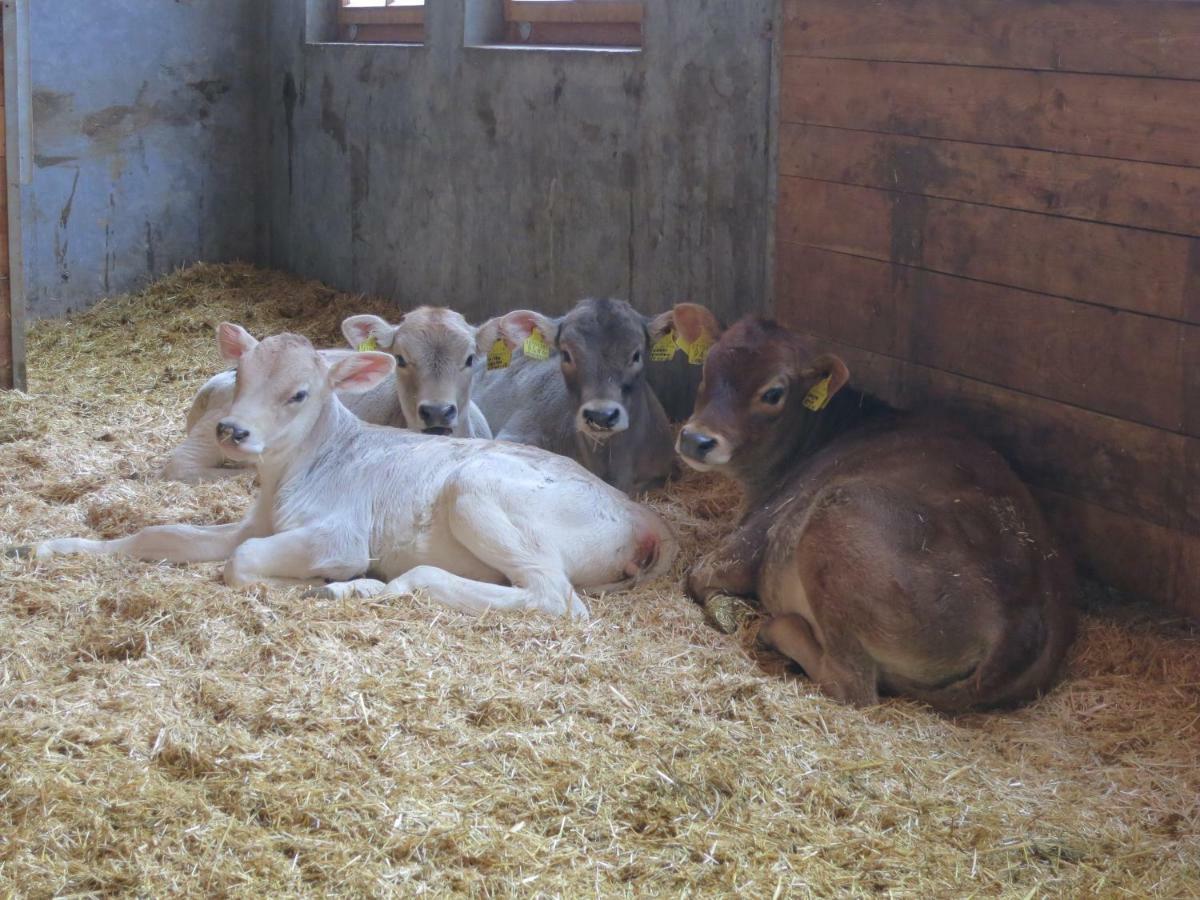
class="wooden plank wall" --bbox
[775,0,1200,616]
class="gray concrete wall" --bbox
[266,0,777,324]
[21,0,268,317]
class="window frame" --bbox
[336,0,424,44]
[502,0,643,48]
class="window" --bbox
[337,0,424,44]
[502,0,642,48]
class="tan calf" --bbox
[677,315,1076,711]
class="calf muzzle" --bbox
[418,402,458,433]
[678,427,718,461]
[216,420,252,446]
[580,402,626,432]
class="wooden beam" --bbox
[781,57,1200,168]
[504,1,643,24]
[782,0,1200,81]
[780,124,1200,238]
[777,177,1199,322]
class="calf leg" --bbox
[321,494,588,620]
[32,521,251,564]
[685,526,763,605]
[759,614,879,707]
[224,527,369,590]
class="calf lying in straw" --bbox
[677,315,1076,710]
[12,324,676,620]
[162,308,494,483]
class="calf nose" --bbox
[582,405,622,430]
[418,402,457,427]
[216,420,251,445]
[679,428,718,460]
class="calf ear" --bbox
[341,314,398,351]
[217,322,258,361]
[329,351,397,394]
[493,309,559,349]
[647,303,722,344]
[799,354,851,399]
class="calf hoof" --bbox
[702,594,757,635]
[3,544,34,560]
[302,585,336,601]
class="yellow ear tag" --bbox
[356,335,378,352]
[678,332,713,366]
[649,330,679,362]
[803,375,832,412]
[522,328,551,361]
[487,338,512,370]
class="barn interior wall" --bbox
[775,0,1200,617]
[264,0,778,324]
[19,0,269,318]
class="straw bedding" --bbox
[1,263,1197,897]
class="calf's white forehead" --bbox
[393,308,477,369]
[238,334,321,386]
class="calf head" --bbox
[495,298,720,440]
[215,323,394,460]
[342,307,492,435]
[677,317,849,476]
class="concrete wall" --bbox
[20,0,268,317]
[266,0,777,324]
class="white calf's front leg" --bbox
[223,526,370,591]
[34,521,251,563]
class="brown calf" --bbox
[676,315,1076,711]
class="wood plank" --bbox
[1037,490,1200,617]
[776,310,1200,537]
[505,0,643,24]
[780,124,1200,238]
[778,177,1197,321]
[338,23,423,42]
[501,21,641,46]
[775,243,1191,434]
[782,0,1200,81]
[338,4,423,26]
[781,57,1200,168]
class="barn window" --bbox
[502,0,642,48]
[337,0,424,44]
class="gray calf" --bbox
[474,298,720,495]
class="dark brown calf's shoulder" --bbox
[682,318,1075,712]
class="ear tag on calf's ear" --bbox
[678,333,713,366]
[649,330,679,362]
[803,375,833,412]
[487,338,512,370]
[356,335,379,352]
[522,328,551,361]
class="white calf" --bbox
[161,308,494,483]
[22,324,676,620]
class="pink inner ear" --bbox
[500,311,542,344]
[218,323,255,360]
[332,352,395,392]
[672,306,706,345]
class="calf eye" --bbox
[561,349,573,365]
[631,350,642,365]
[394,354,408,368]
[760,387,784,405]
[464,354,475,369]
[289,390,309,404]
